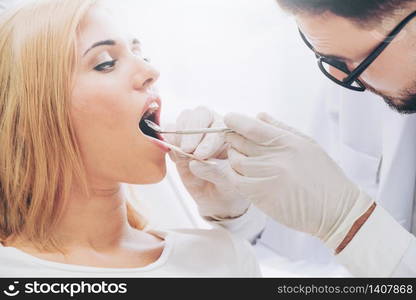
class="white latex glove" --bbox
[222,112,375,250]
[164,107,250,219]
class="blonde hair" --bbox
[0,0,146,251]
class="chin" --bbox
[136,158,167,184]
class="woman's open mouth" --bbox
[139,97,163,141]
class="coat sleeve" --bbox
[226,228,263,277]
[391,238,416,276]
[335,205,416,277]
[206,204,267,245]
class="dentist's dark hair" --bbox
[275,0,415,26]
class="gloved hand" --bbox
[223,112,375,250]
[163,106,250,219]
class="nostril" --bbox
[133,65,159,90]
[142,77,154,89]
[133,77,154,91]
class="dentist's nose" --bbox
[133,60,160,90]
[328,66,348,82]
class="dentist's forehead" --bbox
[296,12,378,62]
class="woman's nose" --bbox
[133,61,160,90]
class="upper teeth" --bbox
[143,101,159,119]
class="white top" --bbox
[0,228,261,277]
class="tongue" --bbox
[139,118,158,139]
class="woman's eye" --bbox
[94,59,117,72]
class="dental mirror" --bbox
[144,119,234,135]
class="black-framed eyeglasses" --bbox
[299,10,416,92]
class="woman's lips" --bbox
[141,96,161,120]
[152,102,164,141]
[147,136,171,153]
[138,95,168,152]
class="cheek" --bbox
[73,89,131,128]
[360,43,414,93]
[70,76,166,183]
[70,86,135,169]
[71,73,144,134]
[362,63,408,93]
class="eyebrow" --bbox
[83,38,141,57]
[83,39,116,57]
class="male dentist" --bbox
[167,0,416,277]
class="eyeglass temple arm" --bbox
[344,10,416,84]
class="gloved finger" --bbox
[257,112,313,142]
[227,147,248,176]
[193,113,227,159]
[179,106,213,153]
[189,159,234,185]
[189,157,258,203]
[174,158,207,192]
[225,132,266,157]
[224,112,286,146]
[215,144,229,160]
[167,148,178,162]
[228,147,283,178]
[163,123,186,164]
[216,156,273,195]
[167,148,189,163]
[162,122,180,146]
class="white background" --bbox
[118,0,325,128]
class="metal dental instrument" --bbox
[156,139,217,165]
[144,119,234,135]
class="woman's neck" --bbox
[52,183,134,251]
[4,183,165,268]
[8,183,134,252]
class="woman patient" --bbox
[0,0,260,277]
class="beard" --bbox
[364,83,416,114]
